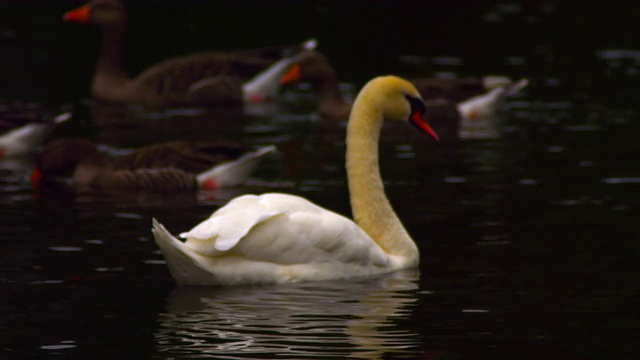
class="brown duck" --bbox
[280,52,528,140]
[280,51,462,139]
[31,138,276,191]
[63,0,315,109]
[281,51,516,118]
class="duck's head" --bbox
[281,51,338,86]
[63,0,127,28]
[31,138,101,191]
[360,76,440,141]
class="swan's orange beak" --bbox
[63,3,91,24]
[281,64,301,85]
[411,112,440,142]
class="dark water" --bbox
[1,1,639,359]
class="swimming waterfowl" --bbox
[281,52,527,140]
[0,113,71,159]
[455,78,529,139]
[152,75,439,286]
[457,78,529,121]
[31,138,275,191]
[63,0,316,109]
[280,51,353,119]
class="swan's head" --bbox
[63,0,127,28]
[362,76,440,141]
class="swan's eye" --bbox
[405,95,426,117]
[405,95,439,141]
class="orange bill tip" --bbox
[30,166,43,191]
[63,4,91,24]
[280,64,301,85]
[201,179,219,191]
[411,112,440,142]
[248,94,264,103]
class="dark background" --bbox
[2,0,640,103]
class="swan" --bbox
[31,139,275,191]
[63,0,316,109]
[152,75,440,285]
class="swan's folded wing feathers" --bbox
[180,194,286,255]
[233,209,389,267]
[178,192,388,267]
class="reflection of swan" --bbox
[152,76,439,285]
[155,270,420,359]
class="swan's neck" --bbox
[92,25,130,97]
[346,97,419,264]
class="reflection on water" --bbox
[156,270,420,359]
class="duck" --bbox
[281,52,523,119]
[456,78,528,121]
[280,51,460,139]
[31,138,276,191]
[63,0,316,109]
[281,54,528,140]
[280,50,354,119]
[0,112,71,159]
[280,50,460,133]
[411,75,513,103]
[152,75,440,286]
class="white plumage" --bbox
[0,112,71,158]
[153,76,439,286]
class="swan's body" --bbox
[153,76,439,285]
[63,0,315,109]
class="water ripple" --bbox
[155,270,420,359]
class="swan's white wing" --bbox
[233,209,390,267]
[179,194,285,253]
[179,193,389,267]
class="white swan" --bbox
[152,76,440,285]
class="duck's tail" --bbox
[152,218,214,285]
[0,112,72,157]
[196,145,276,189]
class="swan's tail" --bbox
[196,145,276,189]
[242,49,316,102]
[152,218,214,285]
